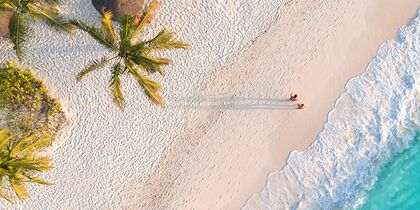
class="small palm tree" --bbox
[0,129,53,202]
[0,0,74,59]
[70,1,190,109]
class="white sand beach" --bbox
[122,0,419,209]
[0,0,288,209]
[0,0,418,209]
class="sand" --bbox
[122,0,420,209]
[0,0,288,209]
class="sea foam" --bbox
[243,9,420,210]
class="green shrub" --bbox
[0,61,65,136]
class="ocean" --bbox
[243,9,420,209]
[358,133,420,210]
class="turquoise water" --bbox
[359,133,420,210]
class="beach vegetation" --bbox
[0,62,64,203]
[0,0,74,59]
[69,0,190,109]
[0,129,53,202]
[0,61,65,136]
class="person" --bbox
[297,103,304,109]
[290,93,298,101]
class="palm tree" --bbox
[0,0,74,59]
[69,1,190,109]
[0,129,53,202]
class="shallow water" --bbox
[359,133,420,210]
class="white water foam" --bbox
[243,9,420,210]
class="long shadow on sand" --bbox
[168,96,296,110]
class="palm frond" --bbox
[30,157,54,171]
[0,1,14,10]
[0,129,13,150]
[132,0,158,37]
[138,29,190,52]
[70,19,115,50]
[17,134,52,157]
[10,133,36,158]
[101,9,117,41]
[0,168,12,176]
[129,54,171,75]
[28,3,74,33]
[8,157,53,172]
[109,62,125,109]
[9,12,28,60]
[76,56,110,81]
[39,0,61,6]
[11,181,28,200]
[25,177,53,185]
[7,162,44,172]
[126,61,164,105]
[118,15,132,47]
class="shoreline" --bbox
[245,9,420,209]
[123,0,420,209]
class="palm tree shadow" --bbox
[168,96,296,110]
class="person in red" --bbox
[290,93,298,101]
[297,103,305,109]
